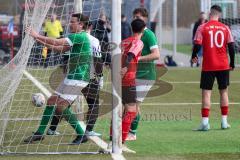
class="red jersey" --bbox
[121,36,143,86]
[194,20,234,71]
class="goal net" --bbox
[0,0,122,155]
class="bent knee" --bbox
[47,95,59,105]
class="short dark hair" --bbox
[71,13,90,30]
[133,8,148,18]
[131,19,146,33]
[211,5,222,13]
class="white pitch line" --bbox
[103,81,240,84]
[167,81,240,84]
[143,102,240,106]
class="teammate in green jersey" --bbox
[126,8,160,141]
[24,13,91,145]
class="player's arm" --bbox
[227,27,235,70]
[138,48,160,62]
[26,26,68,46]
[123,40,143,68]
[191,43,201,63]
[228,42,235,70]
[138,32,160,62]
[121,40,143,77]
[191,25,203,63]
[35,35,67,46]
[37,39,70,53]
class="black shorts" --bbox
[122,86,136,105]
[81,78,100,100]
[200,70,229,90]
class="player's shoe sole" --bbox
[221,123,231,130]
[24,133,44,143]
[193,124,210,131]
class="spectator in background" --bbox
[43,13,63,68]
[121,14,132,40]
[92,13,111,66]
[191,12,208,67]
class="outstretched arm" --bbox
[26,26,68,46]
[37,39,70,53]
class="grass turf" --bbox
[1,67,240,159]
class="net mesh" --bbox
[0,0,113,154]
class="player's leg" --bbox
[196,71,215,131]
[127,79,154,140]
[59,103,87,144]
[24,94,64,143]
[127,102,140,141]
[47,114,61,135]
[216,70,230,129]
[122,103,137,143]
[82,79,101,136]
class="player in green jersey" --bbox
[126,8,160,141]
[24,13,91,145]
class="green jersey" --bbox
[136,28,158,80]
[65,31,91,82]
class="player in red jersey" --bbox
[120,18,144,143]
[192,5,235,131]
[109,19,145,145]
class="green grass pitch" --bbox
[1,67,240,160]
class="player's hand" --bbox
[120,67,128,78]
[191,57,198,63]
[25,26,39,39]
[230,63,235,71]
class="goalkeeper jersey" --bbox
[65,31,91,82]
[44,20,63,38]
[136,28,158,80]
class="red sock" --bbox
[122,111,136,143]
[221,106,228,116]
[201,108,210,117]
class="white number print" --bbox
[209,30,225,48]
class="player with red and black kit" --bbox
[192,5,235,131]
[109,19,145,144]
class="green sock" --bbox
[36,105,55,135]
[63,107,84,136]
[130,114,140,135]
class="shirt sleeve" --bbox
[226,26,234,43]
[65,33,81,47]
[147,31,158,50]
[128,40,143,56]
[194,25,203,45]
